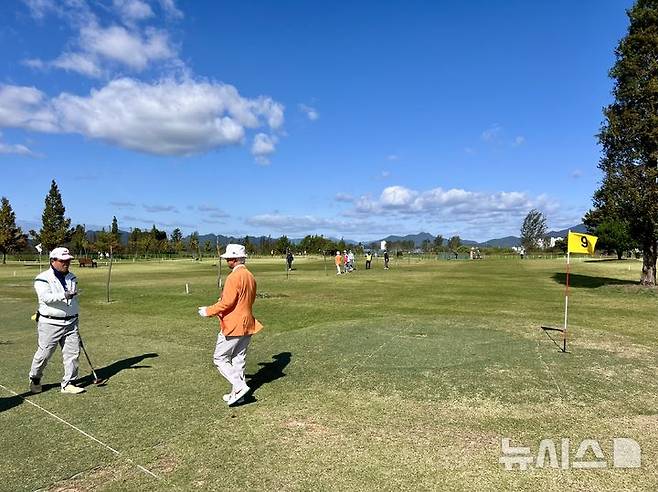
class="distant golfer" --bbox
[335,250,342,275]
[29,247,85,394]
[286,249,294,271]
[383,250,390,270]
[198,244,263,406]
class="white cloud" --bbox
[0,136,36,156]
[335,192,354,203]
[23,1,178,77]
[251,133,278,164]
[109,201,136,208]
[113,0,154,22]
[246,213,392,236]
[481,124,502,142]
[143,204,178,213]
[0,85,58,132]
[513,136,525,146]
[23,0,57,20]
[298,104,319,121]
[386,154,398,161]
[0,79,284,157]
[158,0,183,19]
[380,185,417,208]
[22,58,45,69]
[121,215,194,228]
[52,52,103,78]
[349,184,561,238]
[13,2,285,161]
[79,24,176,70]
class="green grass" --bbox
[0,256,656,491]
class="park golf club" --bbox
[79,334,108,386]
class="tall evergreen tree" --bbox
[520,209,547,251]
[70,224,88,256]
[447,235,462,252]
[433,234,444,252]
[30,180,72,251]
[591,0,658,285]
[0,197,27,264]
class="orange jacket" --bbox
[206,265,263,337]
[335,254,342,266]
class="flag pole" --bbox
[562,232,571,353]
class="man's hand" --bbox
[64,290,78,300]
[198,306,209,317]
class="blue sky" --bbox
[0,0,634,241]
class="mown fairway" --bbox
[0,256,656,491]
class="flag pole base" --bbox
[540,326,568,353]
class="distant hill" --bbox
[379,232,434,247]
[479,236,520,248]
[545,223,588,236]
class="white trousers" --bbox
[29,320,80,388]
[213,332,251,391]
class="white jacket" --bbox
[34,268,79,324]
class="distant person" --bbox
[343,250,349,273]
[384,250,390,269]
[29,247,85,395]
[335,250,342,275]
[365,251,372,270]
[286,250,294,270]
[198,244,264,406]
[348,250,355,271]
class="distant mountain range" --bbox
[17,220,587,249]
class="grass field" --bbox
[1,255,656,491]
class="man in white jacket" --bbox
[29,247,85,394]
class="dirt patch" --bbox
[47,464,125,491]
[283,419,331,435]
[153,453,179,474]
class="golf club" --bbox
[79,334,108,386]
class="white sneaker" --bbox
[29,378,42,394]
[227,385,250,406]
[61,384,85,394]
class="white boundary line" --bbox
[0,383,159,480]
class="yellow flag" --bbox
[567,232,598,254]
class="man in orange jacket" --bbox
[198,244,263,406]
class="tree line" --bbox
[0,181,484,264]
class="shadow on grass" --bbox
[78,353,159,387]
[0,383,60,413]
[0,353,159,413]
[552,272,637,288]
[237,352,292,407]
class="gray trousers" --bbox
[213,332,251,391]
[29,320,80,388]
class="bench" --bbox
[78,258,98,268]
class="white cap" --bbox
[221,243,247,259]
[49,247,74,260]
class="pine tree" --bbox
[30,180,72,252]
[592,0,658,285]
[520,209,547,251]
[0,197,27,264]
